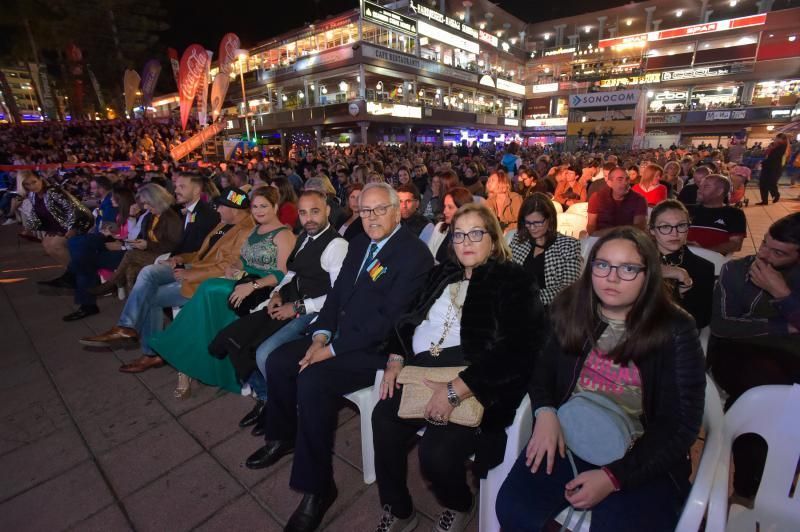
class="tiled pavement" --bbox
[0,185,797,532]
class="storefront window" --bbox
[754,80,800,105]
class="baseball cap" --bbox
[216,187,251,209]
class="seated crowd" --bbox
[4,123,799,532]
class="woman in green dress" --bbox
[150,186,295,398]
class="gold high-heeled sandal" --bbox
[174,372,192,399]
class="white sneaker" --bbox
[375,505,418,532]
[431,500,475,532]
[2,218,16,226]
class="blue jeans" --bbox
[496,450,688,532]
[118,263,189,355]
[247,312,317,400]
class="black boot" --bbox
[284,483,338,532]
[38,271,76,288]
[239,399,265,428]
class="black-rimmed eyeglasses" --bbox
[653,222,689,235]
[591,260,646,281]
[452,230,489,244]
[523,219,548,229]
[358,204,392,218]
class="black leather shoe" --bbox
[63,305,100,321]
[239,399,265,428]
[245,440,294,470]
[284,484,338,532]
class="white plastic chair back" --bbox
[552,201,564,214]
[504,229,517,246]
[675,374,726,531]
[707,384,800,532]
[557,213,588,238]
[687,246,729,277]
[565,202,589,216]
[699,326,711,357]
[580,236,600,265]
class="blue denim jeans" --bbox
[496,449,688,532]
[247,312,317,400]
[118,263,189,355]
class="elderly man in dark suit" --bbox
[246,182,433,532]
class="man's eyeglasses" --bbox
[653,222,689,235]
[452,229,489,244]
[523,219,547,229]
[358,204,392,218]
[591,260,646,281]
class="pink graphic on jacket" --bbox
[577,349,642,395]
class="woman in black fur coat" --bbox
[370,203,546,532]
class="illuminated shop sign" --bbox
[362,0,417,36]
[661,65,732,81]
[363,44,478,83]
[367,101,422,118]
[599,73,661,87]
[654,90,689,101]
[409,0,487,44]
[531,83,559,93]
[543,47,576,57]
[417,20,480,54]
[599,13,767,48]
[504,118,520,126]
[524,117,568,128]
[496,78,526,95]
[569,90,640,108]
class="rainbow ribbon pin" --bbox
[367,259,387,282]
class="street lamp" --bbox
[235,49,251,141]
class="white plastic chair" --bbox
[580,235,600,266]
[552,201,564,214]
[479,395,533,532]
[565,202,589,216]
[557,213,588,239]
[688,246,729,277]
[706,384,800,532]
[699,326,711,357]
[556,374,726,532]
[343,370,384,484]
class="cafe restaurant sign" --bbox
[409,0,487,44]
[599,13,767,48]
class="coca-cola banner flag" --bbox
[178,44,210,130]
[123,69,141,114]
[219,33,240,75]
[196,50,213,127]
[167,48,180,87]
[209,74,230,120]
[140,59,162,107]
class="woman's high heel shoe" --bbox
[174,372,192,399]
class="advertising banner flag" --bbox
[140,59,162,107]
[167,48,180,86]
[196,50,213,126]
[219,33,240,75]
[178,44,210,130]
[86,65,105,111]
[170,121,225,161]
[0,70,22,123]
[123,69,141,114]
[209,74,230,120]
[66,43,85,117]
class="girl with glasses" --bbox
[649,200,714,329]
[497,226,705,532]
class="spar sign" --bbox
[570,90,640,109]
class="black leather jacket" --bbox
[529,310,705,490]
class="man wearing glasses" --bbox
[686,174,746,256]
[245,182,433,532]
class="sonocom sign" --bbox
[569,90,640,108]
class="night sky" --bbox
[164,0,640,51]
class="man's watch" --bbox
[446,381,461,407]
[293,300,306,315]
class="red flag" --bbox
[219,33,240,75]
[178,44,209,130]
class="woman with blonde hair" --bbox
[486,169,523,231]
[372,202,545,532]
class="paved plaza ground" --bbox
[0,185,797,532]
